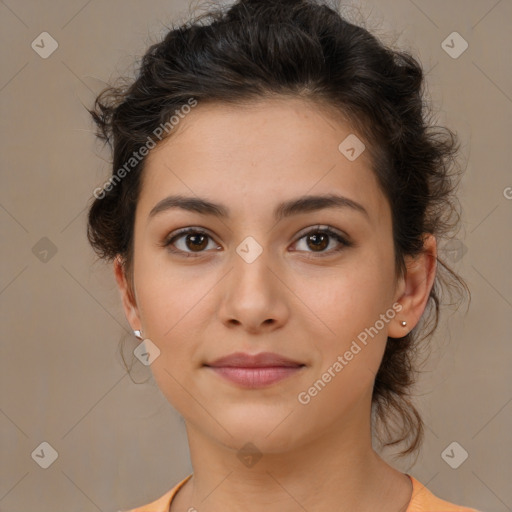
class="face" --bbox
[118,98,409,454]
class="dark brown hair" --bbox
[87,0,470,457]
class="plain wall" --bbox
[1,0,511,511]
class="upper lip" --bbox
[205,352,304,368]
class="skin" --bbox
[114,97,437,512]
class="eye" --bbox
[163,227,220,257]
[292,225,352,256]
[162,225,352,259]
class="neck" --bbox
[174,395,412,512]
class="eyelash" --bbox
[162,225,352,259]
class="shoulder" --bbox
[406,475,482,512]
[120,473,481,512]
[120,474,193,512]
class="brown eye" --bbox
[293,226,351,256]
[306,232,329,252]
[164,228,219,257]
[185,233,208,251]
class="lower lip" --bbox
[206,366,304,388]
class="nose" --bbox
[217,247,290,334]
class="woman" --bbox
[87,0,479,510]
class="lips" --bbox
[205,351,304,368]
[204,352,305,388]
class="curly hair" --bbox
[87,0,470,457]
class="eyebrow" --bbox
[148,193,370,223]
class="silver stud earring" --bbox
[133,330,143,340]
[400,321,407,327]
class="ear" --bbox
[113,255,142,333]
[388,234,437,338]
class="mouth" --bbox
[204,351,306,389]
[204,366,305,388]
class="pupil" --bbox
[309,233,328,251]
[187,234,207,251]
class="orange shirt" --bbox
[122,473,481,512]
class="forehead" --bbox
[140,98,389,225]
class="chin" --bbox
[217,409,307,453]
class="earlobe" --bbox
[113,255,142,333]
[388,234,437,338]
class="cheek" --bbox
[134,253,212,339]
[304,259,394,374]
[309,261,394,334]
[133,261,209,413]
[296,278,391,416]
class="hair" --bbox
[87,0,470,457]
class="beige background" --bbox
[1,0,511,511]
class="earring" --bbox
[400,321,407,327]
[133,330,143,340]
